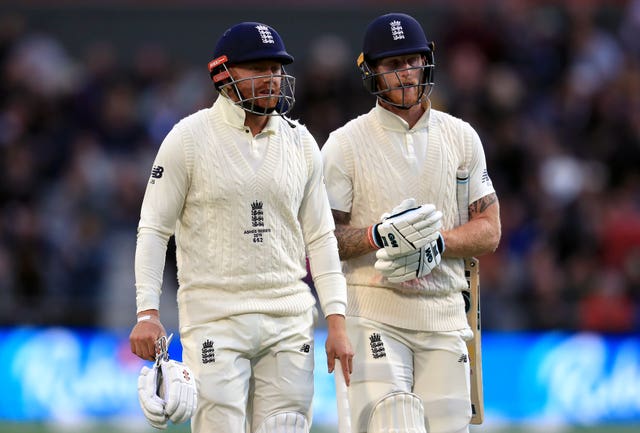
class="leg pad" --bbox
[255,411,309,433]
[368,391,427,433]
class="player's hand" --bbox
[130,313,166,361]
[369,199,443,257]
[324,314,354,386]
[160,360,198,424]
[375,233,445,282]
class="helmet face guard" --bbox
[358,49,434,109]
[208,22,296,115]
[358,13,435,109]
[209,55,296,116]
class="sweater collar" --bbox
[373,99,431,132]
[214,94,278,134]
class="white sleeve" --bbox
[298,129,336,243]
[320,134,352,213]
[135,125,189,312]
[298,129,346,317]
[467,126,496,204]
[306,232,347,318]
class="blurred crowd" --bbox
[0,1,639,332]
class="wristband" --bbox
[367,225,383,249]
[137,314,152,323]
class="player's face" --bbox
[374,54,425,106]
[228,60,283,110]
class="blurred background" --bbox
[0,0,639,432]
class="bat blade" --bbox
[457,168,484,424]
[465,257,484,424]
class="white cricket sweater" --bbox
[136,96,345,327]
[323,104,494,331]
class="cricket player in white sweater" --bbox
[129,21,353,433]
[322,13,501,433]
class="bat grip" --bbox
[456,168,470,226]
[334,359,352,433]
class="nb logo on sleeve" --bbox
[151,165,164,178]
[150,165,164,183]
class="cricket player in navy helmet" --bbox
[130,21,353,433]
[322,13,501,433]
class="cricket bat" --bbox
[334,359,352,433]
[457,169,484,424]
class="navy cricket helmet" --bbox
[357,13,435,108]
[212,22,294,66]
[208,22,296,116]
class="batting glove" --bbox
[160,359,198,424]
[375,232,445,282]
[369,200,443,257]
[138,364,168,429]
[379,198,418,221]
[137,334,198,429]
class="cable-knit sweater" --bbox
[322,104,494,331]
[136,96,345,327]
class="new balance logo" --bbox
[299,343,310,353]
[458,354,468,363]
[481,169,492,186]
[202,339,216,364]
[151,165,164,179]
[369,333,386,359]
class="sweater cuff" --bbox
[314,272,347,317]
[135,283,161,313]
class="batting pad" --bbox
[255,411,309,433]
[368,391,427,433]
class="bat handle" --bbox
[456,168,470,226]
[334,359,352,433]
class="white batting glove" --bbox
[160,359,198,424]
[369,198,422,251]
[375,233,445,282]
[380,198,417,220]
[370,202,443,257]
[138,364,168,429]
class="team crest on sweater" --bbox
[243,200,271,243]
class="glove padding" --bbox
[160,359,198,424]
[375,232,445,283]
[138,364,168,429]
[138,359,198,429]
[379,198,418,221]
[373,201,443,257]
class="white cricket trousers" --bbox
[346,316,473,433]
[180,310,315,433]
